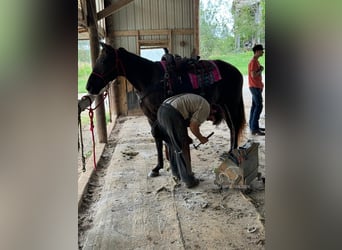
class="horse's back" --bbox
[214,60,243,85]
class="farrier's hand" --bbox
[198,135,208,144]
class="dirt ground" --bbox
[78,77,265,249]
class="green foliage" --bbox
[78,40,92,94]
[200,0,265,55]
[78,62,91,93]
[259,0,265,42]
[232,5,256,46]
[199,0,234,58]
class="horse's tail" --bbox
[237,96,246,145]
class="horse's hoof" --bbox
[148,171,160,177]
[185,178,200,188]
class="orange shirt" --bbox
[248,57,264,89]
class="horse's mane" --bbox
[118,47,156,65]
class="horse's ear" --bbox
[100,42,115,53]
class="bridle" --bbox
[90,49,126,85]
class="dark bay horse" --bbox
[86,42,246,177]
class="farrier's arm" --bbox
[189,121,208,144]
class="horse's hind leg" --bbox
[167,144,180,180]
[223,105,237,152]
[148,137,164,177]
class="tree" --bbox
[231,0,265,50]
[199,0,234,58]
[199,0,265,55]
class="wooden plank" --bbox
[78,32,90,40]
[168,29,172,51]
[97,0,135,20]
[139,29,169,35]
[78,8,85,24]
[113,30,138,36]
[117,76,128,115]
[138,39,169,45]
[112,29,193,37]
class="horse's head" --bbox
[86,42,118,95]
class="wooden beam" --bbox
[113,30,138,37]
[112,29,193,37]
[168,29,172,51]
[78,8,85,23]
[78,32,89,40]
[138,40,169,45]
[97,0,135,20]
[87,0,108,143]
[139,30,169,35]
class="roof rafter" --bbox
[97,0,135,20]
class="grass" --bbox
[208,51,265,76]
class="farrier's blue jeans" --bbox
[249,87,263,131]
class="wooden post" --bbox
[87,0,107,143]
[108,81,117,119]
[103,0,119,120]
[193,0,200,55]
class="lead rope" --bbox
[86,91,108,171]
[88,108,97,170]
[78,107,86,172]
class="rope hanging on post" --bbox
[78,105,86,172]
[88,108,97,170]
[78,110,86,172]
[86,91,108,171]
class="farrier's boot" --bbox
[168,145,180,180]
[181,144,199,188]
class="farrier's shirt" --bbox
[248,57,264,89]
[164,94,210,125]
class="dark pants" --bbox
[156,104,197,186]
[249,87,263,131]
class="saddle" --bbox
[160,51,221,96]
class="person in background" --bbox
[155,93,223,188]
[248,44,265,136]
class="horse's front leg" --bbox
[148,137,164,177]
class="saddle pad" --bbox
[188,61,222,89]
[160,60,222,90]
